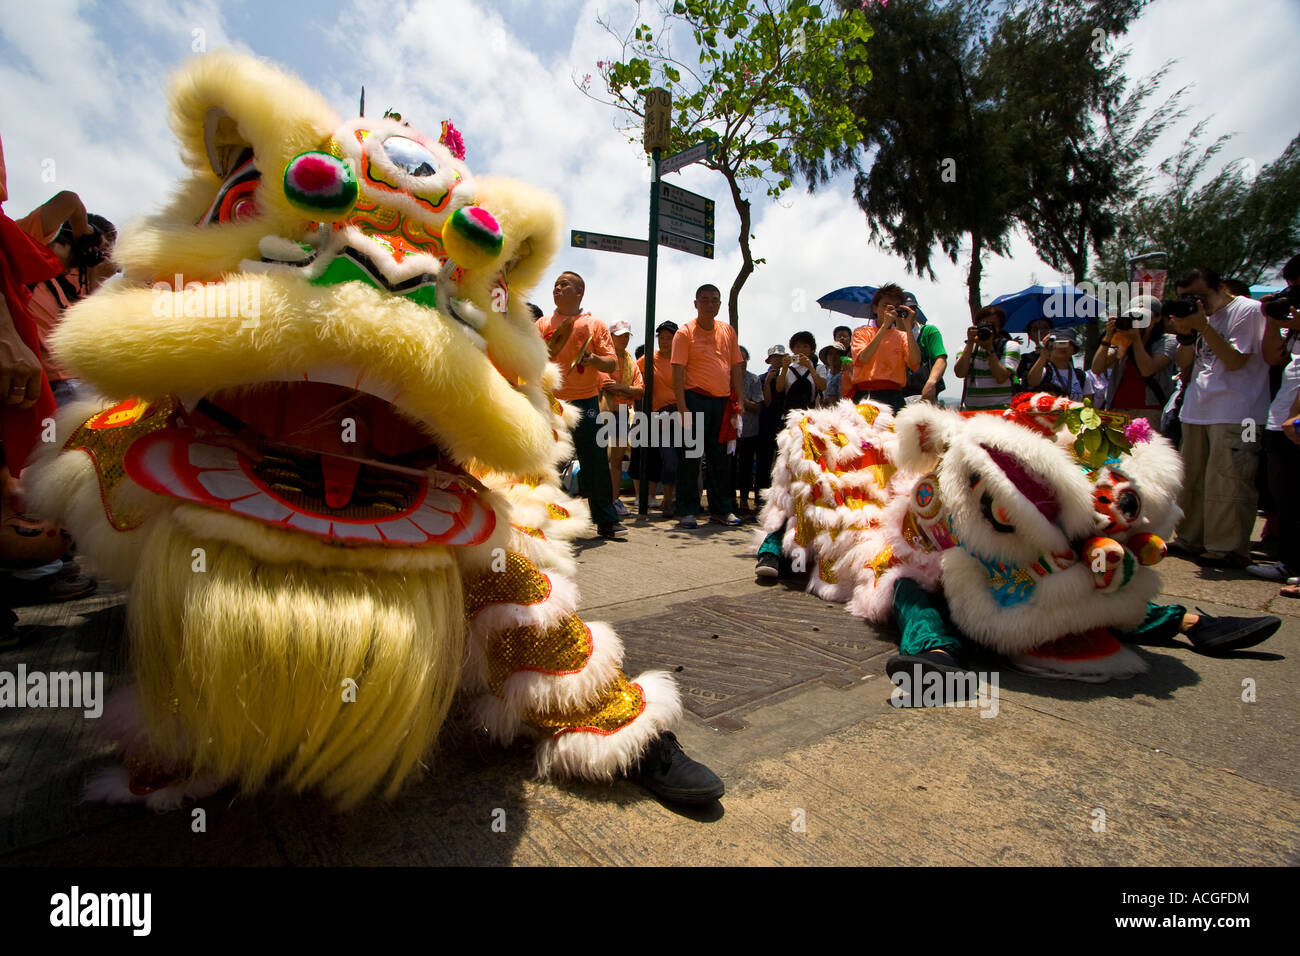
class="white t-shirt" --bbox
[1178,296,1271,426]
[1266,330,1300,431]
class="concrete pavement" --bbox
[1,508,1296,865]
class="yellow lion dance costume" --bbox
[24,51,714,810]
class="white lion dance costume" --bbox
[758,393,1186,681]
[23,51,721,809]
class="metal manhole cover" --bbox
[616,588,896,731]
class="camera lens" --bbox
[1115,314,1135,331]
[1264,298,1293,320]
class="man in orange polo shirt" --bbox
[536,271,625,540]
[671,283,744,528]
[848,282,921,413]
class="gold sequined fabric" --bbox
[486,614,593,692]
[900,512,934,552]
[868,546,897,581]
[545,503,571,520]
[464,552,551,617]
[818,555,839,585]
[856,403,881,426]
[528,676,646,735]
[62,397,180,530]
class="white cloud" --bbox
[3,0,1293,394]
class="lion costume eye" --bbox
[1117,489,1141,522]
[382,136,438,177]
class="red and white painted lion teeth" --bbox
[123,428,495,547]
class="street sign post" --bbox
[658,137,721,176]
[570,230,649,257]
[658,182,713,213]
[658,199,713,229]
[658,214,713,243]
[657,230,713,259]
[643,88,671,153]
[569,96,722,515]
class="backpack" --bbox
[902,326,946,397]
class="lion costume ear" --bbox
[894,403,957,472]
[113,50,343,280]
[203,107,251,178]
[169,49,339,182]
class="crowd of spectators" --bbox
[544,268,1300,608]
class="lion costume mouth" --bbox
[115,372,497,547]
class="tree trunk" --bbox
[967,228,983,319]
[726,171,753,333]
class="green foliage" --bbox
[1094,124,1300,287]
[585,0,873,326]
[1057,398,1132,467]
[992,4,1185,285]
[800,0,1147,313]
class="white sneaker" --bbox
[677,515,698,529]
[1246,561,1290,581]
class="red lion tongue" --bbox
[321,454,362,509]
[983,446,1060,524]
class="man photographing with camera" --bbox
[954,304,1019,410]
[847,282,921,413]
[1166,267,1270,568]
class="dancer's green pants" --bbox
[892,576,1185,656]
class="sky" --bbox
[2,0,1297,391]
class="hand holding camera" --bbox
[1262,288,1300,324]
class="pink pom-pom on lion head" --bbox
[440,120,465,160]
[1123,417,1154,444]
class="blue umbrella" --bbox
[989,284,1106,333]
[817,285,930,325]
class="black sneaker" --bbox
[627,731,725,804]
[597,523,628,540]
[755,553,781,578]
[1183,608,1281,654]
[885,649,976,703]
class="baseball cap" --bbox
[655,320,679,335]
[901,291,925,323]
[609,319,632,336]
[1123,294,1162,326]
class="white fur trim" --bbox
[82,765,223,811]
[532,670,682,781]
[467,619,625,739]
[1008,642,1148,682]
[469,573,580,634]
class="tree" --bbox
[990,3,1186,286]
[800,0,1147,316]
[1095,124,1300,287]
[582,0,872,330]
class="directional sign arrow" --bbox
[657,230,713,259]
[571,230,649,257]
